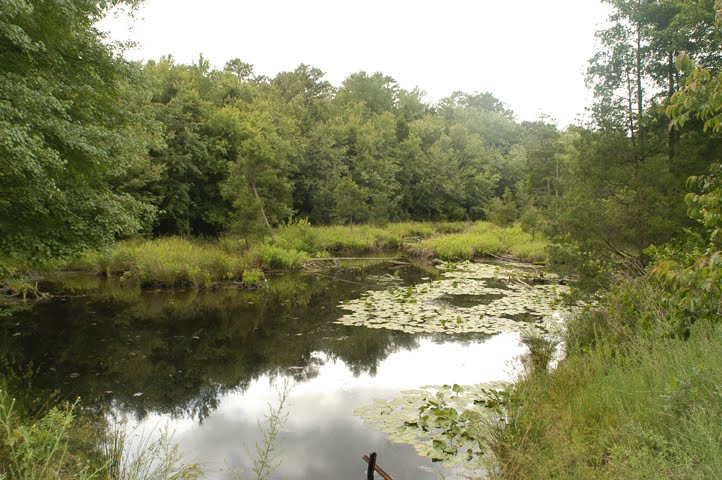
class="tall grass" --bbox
[101,422,201,480]
[407,223,548,262]
[487,276,722,479]
[71,222,545,288]
[0,392,92,480]
[74,238,247,288]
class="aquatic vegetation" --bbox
[354,383,507,468]
[336,262,570,335]
[65,223,547,291]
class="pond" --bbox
[0,260,569,479]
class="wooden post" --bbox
[366,452,377,480]
[362,453,394,480]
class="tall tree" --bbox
[0,0,155,270]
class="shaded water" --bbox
[0,261,530,479]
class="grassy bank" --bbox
[68,222,548,288]
[406,223,547,262]
[487,276,722,479]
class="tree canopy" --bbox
[3,0,722,280]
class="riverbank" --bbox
[64,221,547,289]
[486,275,722,479]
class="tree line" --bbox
[1,0,721,277]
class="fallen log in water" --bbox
[311,257,409,263]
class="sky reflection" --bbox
[122,333,525,479]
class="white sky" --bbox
[100,0,612,127]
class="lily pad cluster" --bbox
[336,261,570,335]
[354,383,508,467]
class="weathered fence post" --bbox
[366,451,377,480]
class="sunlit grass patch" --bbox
[69,222,547,289]
[272,221,451,255]
[406,222,548,263]
[308,225,403,253]
[251,244,308,269]
[74,237,246,288]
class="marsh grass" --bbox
[272,221,465,254]
[250,245,307,269]
[74,238,247,288]
[487,276,722,479]
[71,222,546,288]
[407,224,547,262]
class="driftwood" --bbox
[2,282,50,301]
[311,257,408,262]
[514,278,534,289]
[362,453,394,480]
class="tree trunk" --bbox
[251,179,275,241]
[635,17,645,159]
[626,65,637,148]
[668,49,676,161]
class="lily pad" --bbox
[354,382,508,468]
[336,261,574,335]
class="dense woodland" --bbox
[3,0,722,478]
[2,0,721,280]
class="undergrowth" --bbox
[487,275,722,479]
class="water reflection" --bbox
[0,262,525,479]
[0,263,439,421]
[123,335,523,480]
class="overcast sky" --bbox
[99,0,611,127]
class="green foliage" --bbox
[485,188,520,227]
[489,19,722,476]
[489,293,722,480]
[0,392,86,480]
[652,38,722,336]
[101,423,201,480]
[231,381,291,480]
[332,177,370,225]
[0,370,200,480]
[0,0,158,269]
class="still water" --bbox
[0,262,530,479]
